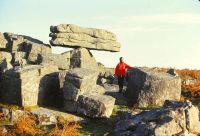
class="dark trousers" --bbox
[118,76,125,92]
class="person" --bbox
[115,57,132,93]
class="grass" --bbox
[79,105,130,136]
[79,118,113,135]
[23,105,40,112]
[0,120,13,126]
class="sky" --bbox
[1,0,200,69]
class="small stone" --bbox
[11,110,26,123]
[167,68,178,76]
[31,108,57,125]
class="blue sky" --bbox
[1,0,200,69]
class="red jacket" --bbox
[115,62,132,76]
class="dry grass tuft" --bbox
[48,122,81,136]
[12,113,43,136]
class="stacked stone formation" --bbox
[63,68,115,118]
[49,24,121,52]
[0,31,103,71]
[0,64,59,106]
[125,67,182,108]
[0,24,119,119]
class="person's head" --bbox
[119,57,124,63]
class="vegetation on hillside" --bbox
[157,68,200,108]
[0,104,81,136]
[177,69,200,98]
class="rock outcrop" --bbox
[30,107,85,125]
[0,107,85,125]
[70,48,97,69]
[0,32,8,49]
[125,68,182,108]
[77,94,115,118]
[0,65,59,106]
[63,68,99,112]
[0,32,52,67]
[114,100,200,136]
[63,68,98,102]
[49,24,121,52]
[0,51,13,72]
[41,51,70,70]
[185,104,200,134]
[4,32,52,64]
[63,68,115,118]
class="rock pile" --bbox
[114,100,200,136]
[49,24,121,52]
[125,68,182,108]
[0,24,120,119]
